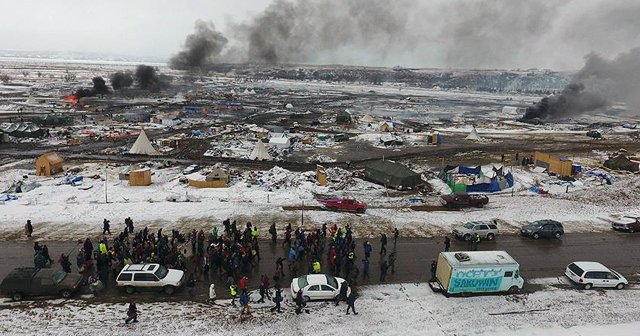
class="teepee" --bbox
[129,129,159,155]
[249,140,272,161]
[361,114,375,123]
[465,126,483,141]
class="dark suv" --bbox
[440,192,489,208]
[0,268,83,301]
[521,220,564,239]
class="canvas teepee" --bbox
[361,114,375,123]
[465,126,483,141]
[129,129,159,155]
[249,140,272,160]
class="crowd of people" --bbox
[27,217,403,318]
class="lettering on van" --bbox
[449,268,503,293]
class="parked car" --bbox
[333,133,350,142]
[611,217,640,233]
[453,221,499,241]
[521,219,564,239]
[116,263,185,294]
[586,130,602,138]
[320,197,367,213]
[182,165,200,175]
[565,261,627,290]
[440,192,489,208]
[290,274,350,302]
[0,268,83,301]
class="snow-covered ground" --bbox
[1,278,639,335]
[1,160,639,240]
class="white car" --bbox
[116,263,185,294]
[565,262,628,290]
[182,165,200,175]
[290,274,350,301]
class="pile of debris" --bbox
[560,176,640,207]
[241,166,314,190]
[306,154,336,163]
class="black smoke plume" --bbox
[92,76,110,94]
[135,65,164,90]
[170,20,228,70]
[110,71,134,90]
[522,48,640,120]
[73,76,110,98]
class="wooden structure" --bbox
[129,167,152,186]
[533,152,573,176]
[188,168,229,188]
[35,152,64,176]
[316,165,327,186]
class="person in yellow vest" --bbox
[230,284,238,306]
[312,259,321,274]
[251,227,260,239]
[99,241,108,255]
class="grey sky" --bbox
[0,0,269,57]
[1,0,639,70]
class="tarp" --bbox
[64,176,83,185]
[249,140,272,161]
[129,129,159,155]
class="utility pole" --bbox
[104,163,108,203]
[301,200,304,227]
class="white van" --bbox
[565,261,627,290]
[433,251,524,295]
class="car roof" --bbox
[303,274,328,285]
[571,261,610,272]
[123,264,159,272]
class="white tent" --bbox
[465,126,483,141]
[129,129,159,155]
[269,133,291,149]
[249,140,272,160]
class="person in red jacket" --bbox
[239,276,248,291]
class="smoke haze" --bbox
[213,0,640,69]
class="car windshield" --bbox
[154,266,169,279]
[52,270,66,284]
[568,263,584,276]
[326,275,338,289]
[463,223,475,229]
[298,276,309,289]
[530,222,544,228]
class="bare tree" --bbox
[22,71,29,78]
[0,74,10,84]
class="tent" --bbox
[364,160,423,190]
[378,121,394,132]
[269,133,291,149]
[129,129,159,155]
[604,154,639,172]
[442,165,514,193]
[465,127,483,141]
[249,140,272,160]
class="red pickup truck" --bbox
[440,192,489,208]
[320,198,367,213]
